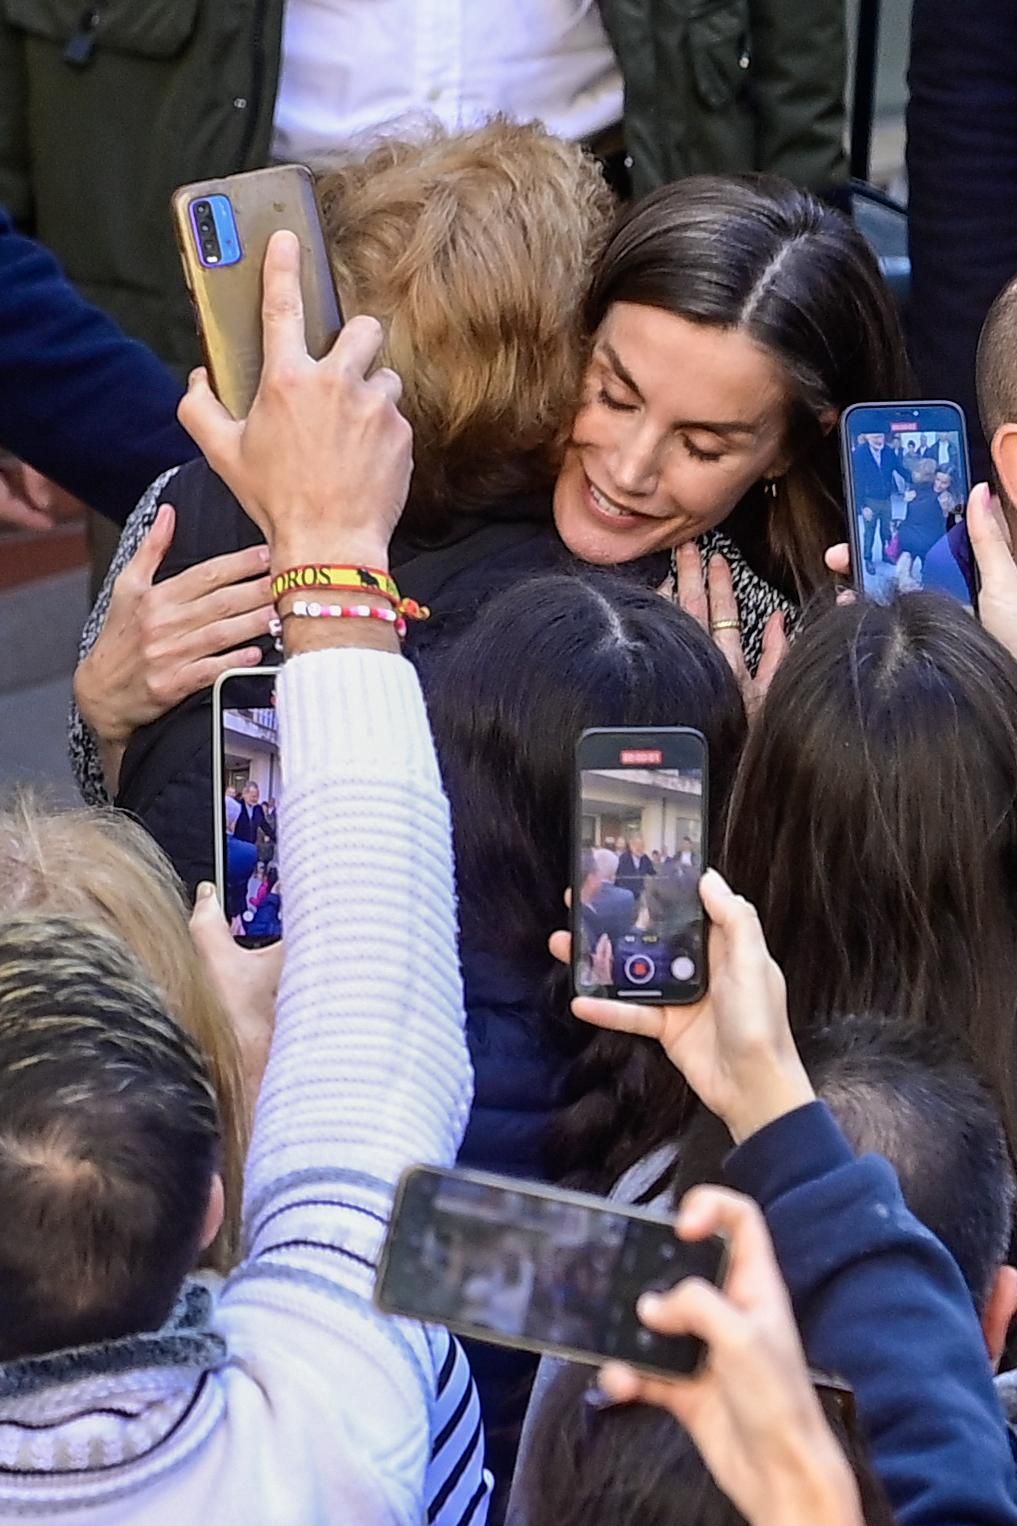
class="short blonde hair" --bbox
[316,119,614,527]
[0,798,248,1272]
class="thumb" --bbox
[188,881,229,950]
[967,482,1016,587]
[178,367,243,467]
[128,502,176,586]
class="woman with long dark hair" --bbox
[554,174,910,676]
[721,593,1017,1156]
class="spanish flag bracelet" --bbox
[270,564,428,622]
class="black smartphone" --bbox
[573,728,708,1006]
[212,667,281,948]
[375,1165,728,1378]
[841,401,976,611]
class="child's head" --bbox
[976,274,1017,516]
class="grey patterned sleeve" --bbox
[67,466,182,806]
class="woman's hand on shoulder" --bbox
[73,503,273,787]
[673,544,787,717]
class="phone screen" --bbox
[574,729,707,1005]
[376,1166,727,1377]
[842,402,976,611]
[216,672,281,948]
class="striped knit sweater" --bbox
[0,648,487,1523]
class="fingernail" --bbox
[583,1386,615,1412]
[258,545,271,564]
[637,1292,662,1319]
[196,882,215,901]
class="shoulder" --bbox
[154,457,263,580]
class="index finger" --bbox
[172,544,273,604]
[824,542,850,577]
[675,542,709,629]
[260,230,308,375]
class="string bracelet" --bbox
[272,599,407,641]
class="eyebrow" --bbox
[599,342,760,437]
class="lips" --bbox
[584,474,653,528]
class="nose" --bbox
[607,420,661,497]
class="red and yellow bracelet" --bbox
[270,564,428,623]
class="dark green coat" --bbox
[0,0,846,372]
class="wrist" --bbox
[726,1058,816,1146]
[269,538,391,578]
[753,1433,862,1526]
[280,591,402,658]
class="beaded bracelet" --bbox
[274,599,408,638]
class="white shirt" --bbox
[272,0,624,163]
[938,439,951,464]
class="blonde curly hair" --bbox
[315,118,615,529]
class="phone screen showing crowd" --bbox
[844,402,976,612]
[575,737,706,1004]
[220,679,282,947]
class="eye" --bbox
[682,435,725,463]
[597,386,637,413]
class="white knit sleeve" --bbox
[215,646,473,1525]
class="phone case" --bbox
[172,165,342,418]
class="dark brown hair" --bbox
[585,175,911,597]
[721,594,1017,1156]
[518,1364,895,1526]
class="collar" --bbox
[0,1279,225,1473]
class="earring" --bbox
[763,478,779,500]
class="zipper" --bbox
[63,6,101,68]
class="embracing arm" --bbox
[0,209,197,522]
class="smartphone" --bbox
[841,401,976,611]
[573,728,708,1006]
[376,1165,728,1379]
[212,667,281,948]
[172,164,343,418]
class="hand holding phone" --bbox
[173,164,342,419]
[600,1187,862,1526]
[573,728,709,1006]
[376,1165,729,1378]
[558,870,815,1147]
[840,401,977,611]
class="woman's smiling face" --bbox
[553,302,792,565]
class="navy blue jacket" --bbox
[0,208,196,523]
[728,1103,1017,1525]
[852,440,900,505]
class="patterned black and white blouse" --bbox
[68,471,799,806]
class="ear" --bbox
[200,1173,226,1253]
[818,407,839,437]
[991,424,1017,538]
[981,1265,1017,1369]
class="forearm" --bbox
[245,646,471,1235]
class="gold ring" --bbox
[710,618,741,632]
